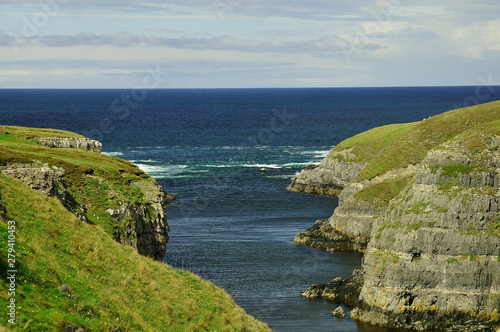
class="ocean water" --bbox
[2,87,500,331]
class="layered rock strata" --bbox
[351,134,500,331]
[37,137,102,152]
[288,148,365,196]
[300,269,364,308]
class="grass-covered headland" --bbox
[0,126,269,331]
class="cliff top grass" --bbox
[0,126,152,237]
[0,174,269,331]
[2,126,86,139]
[354,100,500,181]
[330,100,500,182]
[335,100,500,207]
[331,122,417,164]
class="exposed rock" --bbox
[106,180,169,261]
[36,137,102,152]
[1,162,67,197]
[331,306,346,318]
[1,161,170,261]
[288,148,366,196]
[353,134,500,330]
[300,269,364,308]
[294,219,368,252]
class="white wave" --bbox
[242,164,282,169]
[282,162,313,167]
[102,151,124,157]
[301,150,330,158]
[135,163,188,176]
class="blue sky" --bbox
[1,0,499,88]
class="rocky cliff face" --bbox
[106,180,170,260]
[1,159,170,261]
[351,133,500,331]
[294,102,500,330]
[37,137,102,152]
[288,148,366,196]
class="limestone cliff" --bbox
[352,127,500,331]
[0,126,171,261]
[294,101,500,330]
[288,148,366,196]
[37,137,102,152]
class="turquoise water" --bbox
[2,87,499,331]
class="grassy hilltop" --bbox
[330,100,500,207]
[0,126,269,331]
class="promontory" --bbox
[291,100,500,331]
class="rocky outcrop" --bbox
[300,269,364,308]
[331,306,346,318]
[294,219,370,252]
[288,148,365,196]
[106,180,170,261]
[1,162,67,197]
[1,159,170,261]
[351,133,500,331]
[36,137,102,152]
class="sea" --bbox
[2,87,500,331]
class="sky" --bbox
[0,0,499,88]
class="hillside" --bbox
[0,126,270,331]
[291,100,500,330]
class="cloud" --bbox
[3,31,365,56]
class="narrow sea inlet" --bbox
[2,87,500,330]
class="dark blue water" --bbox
[2,87,500,331]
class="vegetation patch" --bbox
[431,164,475,178]
[0,126,153,240]
[0,174,269,331]
[347,100,500,181]
[332,122,417,164]
[354,175,413,208]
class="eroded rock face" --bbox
[37,137,102,152]
[106,180,170,261]
[2,161,170,261]
[288,148,366,196]
[300,269,364,308]
[1,162,67,197]
[353,135,500,330]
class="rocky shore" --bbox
[292,101,500,331]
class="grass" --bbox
[3,126,86,139]
[0,127,153,240]
[331,122,417,164]
[330,100,500,181]
[353,175,413,208]
[0,175,269,331]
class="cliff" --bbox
[293,100,500,330]
[0,126,269,330]
[0,126,169,260]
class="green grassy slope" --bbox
[0,126,270,331]
[0,126,155,238]
[0,175,269,331]
[332,100,500,206]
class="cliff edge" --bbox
[292,100,500,330]
[0,126,170,260]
